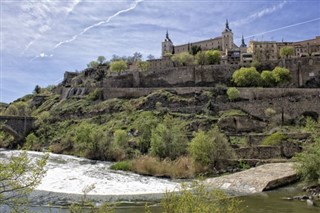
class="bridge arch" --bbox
[0,116,35,140]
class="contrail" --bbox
[245,17,320,39]
[52,0,143,51]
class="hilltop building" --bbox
[247,36,320,61]
[146,20,320,71]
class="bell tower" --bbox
[222,19,234,53]
[162,30,174,57]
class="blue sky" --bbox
[1,0,320,103]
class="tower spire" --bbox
[240,35,247,47]
[226,19,229,29]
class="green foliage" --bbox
[239,160,250,170]
[161,182,242,213]
[260,132,286,146]
[131,111,159,154]
[25,133,40,150]
[87,61,99,69]
[110,161,132,171]
[4,104,19,116]
[137,61,150,72]
[72,122,105,158]
[114,129,128,148]
[195,51,207,65]
[232,67,262,87]
[264,107,276,117]
[272,67,291,84]
[33,85,41,94]
[110,60,128,72]
[219,109,247,118]
[250,60,261,68]
[87,88,103,101]
[97,56,106,64]
[227,87,240,101]
[294,138,320,184]
[191,45,202,55]
[189,128,235,167]
[280,46,294,58]
[261,70,276,87]
[205,50,221,64]
[171,52,194,66]
[0,152,47,211]
[150,115,188,160]
[304,116,318,132]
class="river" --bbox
[0,150,319,212]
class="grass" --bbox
[219,109,247,118]
[110,161,132,171]
[260,132,286,146]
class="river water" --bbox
[0,150,319,212]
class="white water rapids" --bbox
[0,150,181,196]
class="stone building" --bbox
[247,36,320,61]
[162,20,237,57]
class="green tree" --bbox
[272,67,291,84]
[195,51,207,65]
[189,128,235,167]
[232,67,262,87]
[280,46,294,58]
[72,122,105,158]
[191,45,202,55]
[114,129,128,148]
[132,52,143,62]
[33,85,41,94]
[227,87,240,101]
[205,50,221,64]
[87,61,99,69]
[110,60,128,72]
[150,115,188,160]
[0,152,47,211]
[261,70,276,87]
[4,105,19,116]
[250,60,261,68]
[137,61,150,72]
[97,56,106,64]
[171,52,194,66]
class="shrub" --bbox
[110,60,127,72]
[161,182,242,213]
[195,51,207,65]
[227,87,240,101]
[150,115,188,160]
[260,132,286,146]
[264,107,276,117]
[110,161,132,171]
[171,52,194,66]
[232,67,262,87]
[189,128,235,168]
[4,105,19,116]
[87,88,103,101]
[205,50,221,64]
[114,129,128,148]
[24,133,40,150]
[294,138,320,184]
[261,70,276,87]
[272,67,291,84]
[137,61,150,72]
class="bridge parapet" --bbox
[0,116,36,140]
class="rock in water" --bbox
[306,199,314,206]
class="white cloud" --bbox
[232,1,287,26]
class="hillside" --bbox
[1,61,319,178]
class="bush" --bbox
[294,138,320,184]
[261,70,276,87]
[137,61,150,72]
[114,129,128,148]
[171,52,194,66]
[24,133,40,150]
[161,182,242,213]
[260,132,286,146]
[110,161,132,171]
[110,60,127,72]
[232,67,262,87]
[87,88,103,101]
[272,67,291,85]
[227,87,240,101]
[150,115,188,160]
[189,128,235,168]
[264,107,276,117]
[205,50,221,64]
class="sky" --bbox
[1,0,320,103]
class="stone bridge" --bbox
[0,116,35,140]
